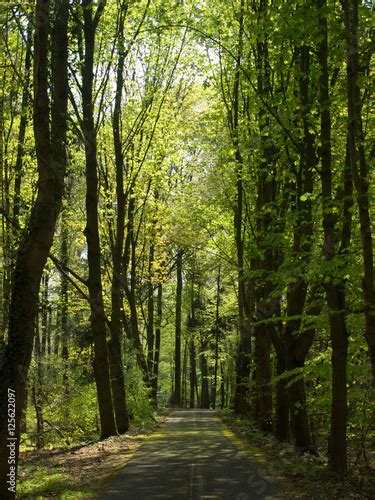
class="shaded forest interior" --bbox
[0,0,374,497]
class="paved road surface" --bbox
[101,409,279,499]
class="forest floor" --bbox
[222,412,375,499]
[16,409,374,499]
[17,416,166,498]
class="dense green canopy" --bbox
[0,0,374,497]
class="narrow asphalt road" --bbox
[100,409,280,500]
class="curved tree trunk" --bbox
[0,1,69,495]
[81,0,117,439]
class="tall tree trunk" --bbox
[108,4,129,434]
[41,273,49,356]
[147,242,155,374]
[211,267,221,409]
[189,338,196,408]
[200,339,210,409]
[151,283,162,403]
[182,340,188,407]
[232,0,252,416]
[342,0,375,383]
[317,0,349,474]
[123,196,149,381]
[220,363,225,409]
[60,210,69,395]
[252,0,280,433]
[13,20,32,223]
[272,331,288,442]
[254,325,273,432]
[0,67,4,345]
[81,0,116,438]
[0,1,69,495]
[32,323,44,450]
[286,302,317,453]
[283,44,318,452]
[172,250,183,406]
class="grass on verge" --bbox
[16,417,166,499]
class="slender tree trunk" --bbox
[172,250,183,406]
[32,323,44,449]
[0,70,4,345]
[108,5,129,434]
[211,266,221,409]
[200,340,210,409]
[342,0,375,383]
[182,340,188,407]
[123,197,149,382]
[0,1,69,495]
[13,20,32,223]
[81,0,116,438]
[273,337,289,442]
[252,0,279,432]
[147,243,155,373]
[189,338,196,408]
[41,273,49,356]
[220,363,225,410]
[152,283,162,403]
[231,0,252,416]
[254,325,273,432]
[60,213,69,395]
[280,43,318,451]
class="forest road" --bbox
[100,409,280,500]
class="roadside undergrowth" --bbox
[220,410,374,499]
[17,416,167,499]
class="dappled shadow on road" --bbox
[100,409,279,499]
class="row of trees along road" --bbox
[0,0,373,496]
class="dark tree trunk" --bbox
[108,5,129,434]
[200,340,210,409]
[41,273,49,356]
[60,211,69,395]
[189,338,197,408]
[254,326,273,432]
[342,0,375,383]
[251,0,280,432]
[152,283,162,403]
[283,44,317,453]
[13,20,32,223]
[32,325,44,450]
[211,267,221,409]
[81,0,116,438]
[273,338,289,442]
[231,0,252,416]
[123,197,149,382]
[318,0,350,474]
[0,1,69,495]
[172,250,183,406]
[147,243,155,374]
[220,363,225,410]
[286,306,317,452]
[182,340,188,407]
[285,317,316,452]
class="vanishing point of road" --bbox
[101,409,281,499]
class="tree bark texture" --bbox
[0,1,69,495]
